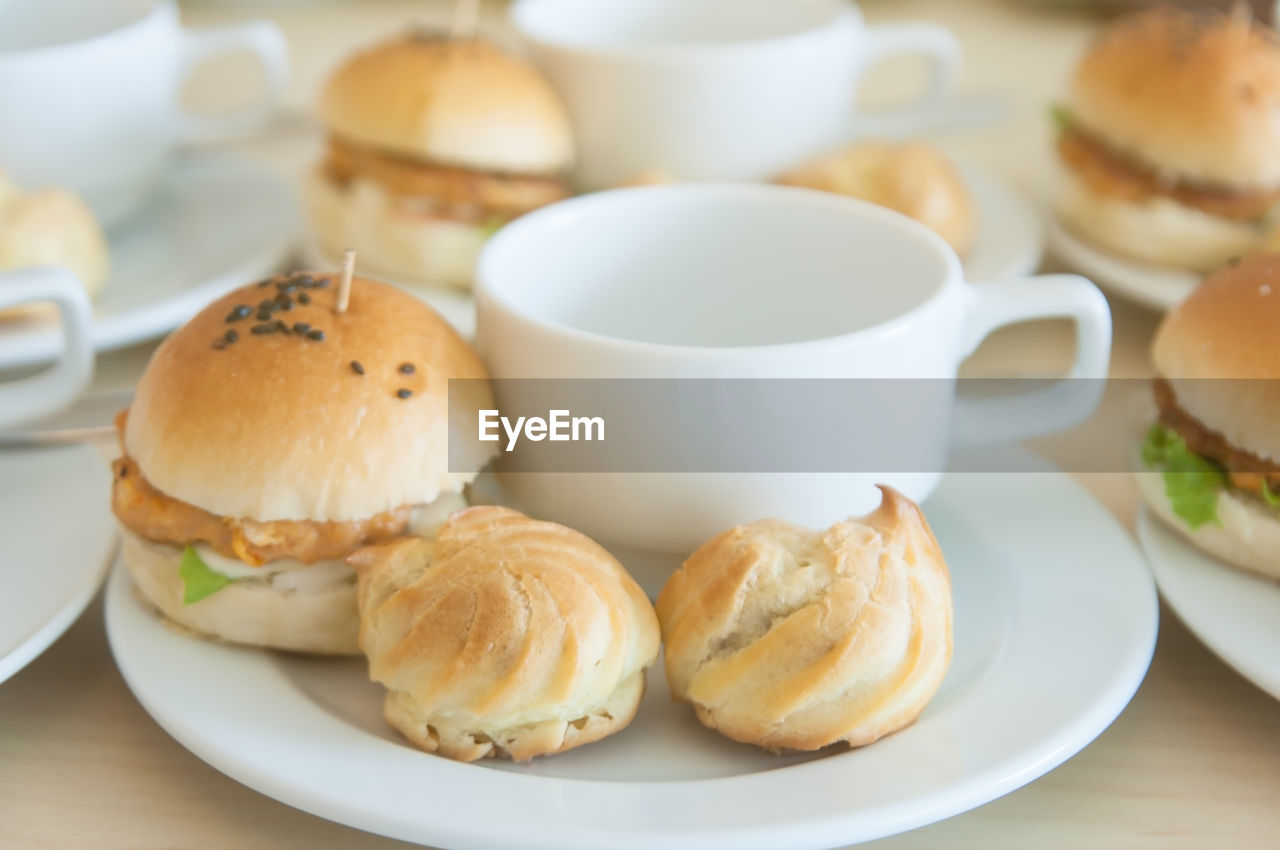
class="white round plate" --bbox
[0,155,298,369]
[1044,209,1197,311]
[106,448,1156,850]
[958,162,1043,284]
[1138,508,1280,699]
[300,162,1041,341]
[0,445,115,684]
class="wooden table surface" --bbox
[2,1,1278,848]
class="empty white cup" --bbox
[475,184,1112,553]
[0,267,94,428]
[511,0,962,189]
[0,0,288,226]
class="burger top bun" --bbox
[1153,253,1280,462]
[1069,5,1280,188]
[124,272,492,522]
[319,34,574,175]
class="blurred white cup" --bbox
[511,0,962,190]
[0,267,94,428]
[476,184,1111,553]
[0,0,288,226]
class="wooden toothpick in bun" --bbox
[350,506,661,762]
[125,273,486,521]
[657,487,953,753]
[112,272,492,654]
[1137,253,1280,579]
[1053,5,1280,271]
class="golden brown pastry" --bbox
[776,141,975,255]
[656,486,953,753]
[0,172,109,320]
[350,505,661,762]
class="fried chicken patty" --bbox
[1059,126,1280,221]
[111,453,412,567]
[323,135,569,223]
[1155,378,1280,492]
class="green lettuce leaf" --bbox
[1141,423,1227,529]
[1140,422,1172,467]
[1263,479,1280,509]
[179,546,232,605]
[479,216,505,238]
[1050,103,1073,134]
[1163,466,1226,529]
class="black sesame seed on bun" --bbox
[123,273,492,523]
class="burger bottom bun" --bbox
[1053,167,1267,273]
[305,170,488,291]
[383,668,646,763]
[120,528,361,655]
[1134,469,1280,581]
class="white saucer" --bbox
[0,155,298,369]
[106,448,1156,849]
[1044,209,1197,311]
[0,445,115,684]
[1138,508,1280,700]
[301,162,1043,341]
[959,162,1043,284]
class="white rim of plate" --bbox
[0,445,117,684]
[106,449,1157,850]
[0,155,297,369]
[0,551,111,684]
[1042,207,1197,311]
[0,542,115,685]
[1137,508,1280,700]
[955,161,1043,284]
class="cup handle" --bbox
[0,267,95,428]
[177,21,290,145]
[847,23,962,139]
[950,275,1112,448]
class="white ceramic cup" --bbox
[475,184,1112,553]
[0,0,288,226]
[0,267,94,428]
[511,0,962,190]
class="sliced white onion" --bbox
[192,490,468,586]
[191,545,312,579]
[409,491,469,539]
[269,560,356,596]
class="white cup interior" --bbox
[512,0,845,47]
[0,0,156,52]
[479,184,956,348]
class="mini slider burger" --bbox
[306,33,574,289]
[1136,253,1280,580]
[111,269,492,654]
[1053,5,1280,272]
